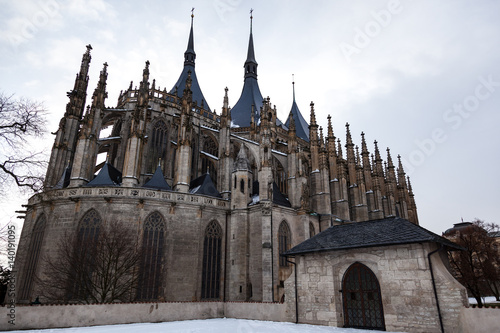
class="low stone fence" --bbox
[458,306,500,333]
[1,301,288,331]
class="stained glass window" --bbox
[201,220,222,299]
[278,221,291,267]
[137,212,165,300]
[20,215,46,300]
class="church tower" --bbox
[45,45,92,188]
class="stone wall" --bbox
[284,242,468,333]
[457,307,500,333]
[0,301,287,331]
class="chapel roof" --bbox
[284,217,463,256]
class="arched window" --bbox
[68,209,102,300]
[77,209,101,244]
[201,220,222,299]
[201,136,218,187]
[342,263,385,330]
[274,159,287,195]
[278,221,291,267]
[137,212,165,300]
[20,215,47,300]
[309,222,315,239]
[149,120,168,173]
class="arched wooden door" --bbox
[342,263,385,330]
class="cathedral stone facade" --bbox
[15,15,419,306]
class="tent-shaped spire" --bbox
[189,172,222,198]
[285,78,309,142]
[170,10,211,111]
[230,10,264,127]
[143,165,171,190]
[86,162,122,187]
[53,166,72,189]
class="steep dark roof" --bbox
[169,17,211,111]
[86,162,122,187]
[285,100,309,142]
[189,173,222,198]
[284,217,463,256]
[251,181,291,208]
[230,78,263,127]
[143,165,171,190]
[53,166,71,189]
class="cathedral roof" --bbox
[189,173,222,198]
[169,14,211,111]
[230,15,263,127]
[285,87,309,142]
[284,217,463,256]
[86,162,122,187]
[143,165,171,190]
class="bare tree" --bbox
[446,219,500,307]
[0,92,47,193]
[39,221,142,304]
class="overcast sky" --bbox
[1,0,499,235]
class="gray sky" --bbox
[1,0,499,235]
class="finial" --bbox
[158,158,162,167]
[191,7,195,19]
[292,74,295,101]
[250,8,253,32]
[86,44,92,53]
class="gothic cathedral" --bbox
[15,14,418,304]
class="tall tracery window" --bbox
[149,120,168,173]
[278,221,291,267]
[67,209,102,300]
[201,136,218,187]
[201,220,222,299]
[275,160,287,195]
[20,215,47,300]
[137,212,165,300]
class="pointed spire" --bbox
[361,132,369,155]
[65,44,92,118]
[327,115,334,139]
[184,8,196,67]
[292,74,296,101]
[310,101,317,126]
[397,154,407,187]
[319,126,325,148]
[337,138,343,159]
[244,8,258,79]
[91,62,108,109]
[407,176,414,196]
[356,146,361,167]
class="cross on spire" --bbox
[191,7,195,18]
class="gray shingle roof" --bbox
[284,217,463,256]
[86,162,122,187]
[143,165,171,191]
[189,173,222,198]
[285,100,309,142]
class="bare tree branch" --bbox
[0,92,48,193]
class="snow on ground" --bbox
[9,318,407,333]
[468,296,500,304]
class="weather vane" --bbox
[191,7,195,18]
[250,8,253,19]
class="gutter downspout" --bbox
[285,256,298,324]
[270,208,274,302]
[223,211,229,302]
[428,244,444,333]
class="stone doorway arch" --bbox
[342,262,385,330]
